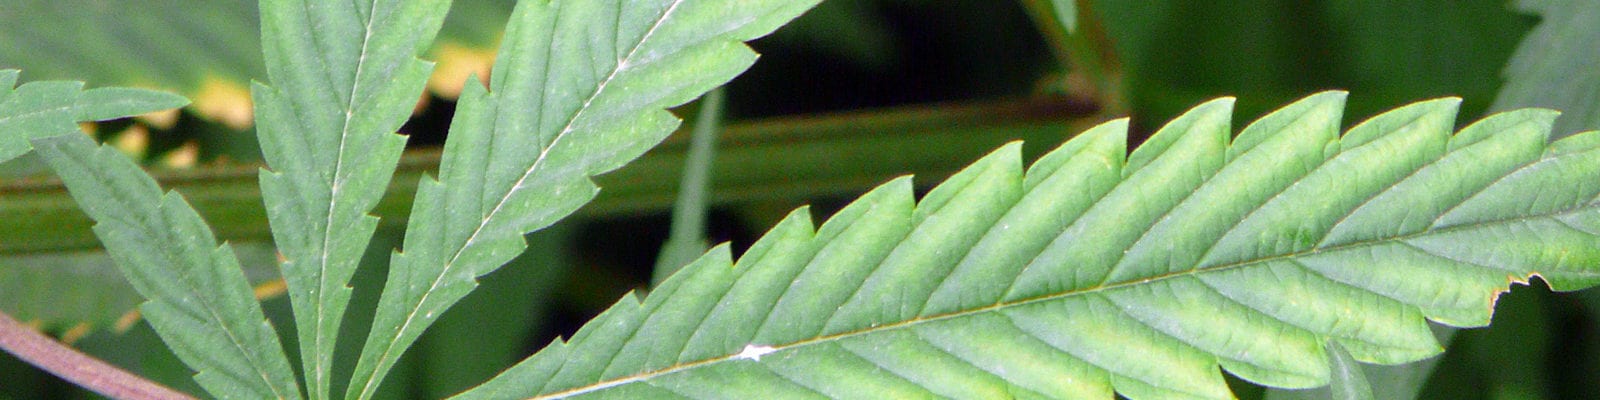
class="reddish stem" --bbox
[0,309,196,400]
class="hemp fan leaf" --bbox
[32,133,302,399]
[346,1,820,398]
[0,69,187,163]
[250,1,448,398]
[459,92,1600,399]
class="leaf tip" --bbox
[1304,90,1351,104]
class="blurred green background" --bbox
[2,0,1597,398]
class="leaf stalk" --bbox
[0,309,197,400]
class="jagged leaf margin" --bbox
[459,92,1600,399]
[1266,3,1600,397]
[30,133,301,400]
[0,69,187,163]
[249,1,447,398]
[0,245,280,333]
[345,1,821,398]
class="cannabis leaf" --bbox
[0,252,145,332]
[1324,342,1375,400]
[1050,0,1077,32]
[0,244,280,332]
[347,1,820,398]
[0,69,187,163]
[1493,0,1600,139]
[249,1,448,399]
[31,133,301,400]
[0,1,523,126]
[459,92,1600,399]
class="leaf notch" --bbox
[460,92,1600,399]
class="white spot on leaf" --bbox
[734,344,776,362]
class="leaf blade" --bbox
[250,1,448,398]
[0,245,282,332]
[1049,0,1077,32]
[346,1,820,398]
[0,69,188,163]
[1492,0,1600,139]
[1326,342,1376,400]
[458,93,1600,399]
[30,133,300,400]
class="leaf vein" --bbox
[528,202,1598,398]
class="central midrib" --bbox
[363,2,689,397]
[305,3,386,399]
[528,202,1597,399]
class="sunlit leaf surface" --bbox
[464,92,1600,399]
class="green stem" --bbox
[1326,341,1376,400]
[652,88,726,286]
[1,95,1098,255]
[1020,0,1124,113]
[1020,0,1076,73]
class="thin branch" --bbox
[0,309,197,400]
[2,95,1100,255]
[652,87,726,285]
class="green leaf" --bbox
[1050,0,1077,32]
[29,133,299,400]
[458,92,1600,399]
[1493,0,1600,139]
[417,227,573,399]
[0,69,188,163]
[1493,0,1600,393]
[1269,2,1600,396]
[249,1,448,398]
[0,244,280,331]
[1268,2,1600,397]
[1264,325,1452,400]
[0,252,143,331]
[0,2,264,93]
[0,1,521,124]
[347,1,820,398]
[761,1,896,70]
[1325,342,1375,400]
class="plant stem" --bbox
[1019,0,1076,73]
[1020,0,1124,114]
[652,88,726,286]
[1,95,1099,255]
[0,309,197,400]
